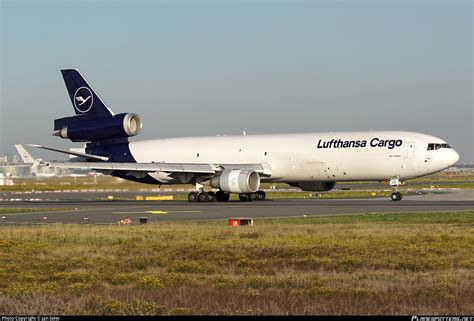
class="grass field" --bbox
[0,211,473,315]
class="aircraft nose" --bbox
[450,149,460,166]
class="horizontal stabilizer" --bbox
[27,144,109,162]
[14,144,35,164]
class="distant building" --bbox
[4,154,15,163]
[0,173,14,186]
[445,165,473,175]
[0,153,89,177]
[0,164,31,177]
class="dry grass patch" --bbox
[0,211,473,315]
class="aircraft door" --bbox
[403,142,416,171]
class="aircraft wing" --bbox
[47,161,272,176]
[48,162,218,173]
[24,144,272,176]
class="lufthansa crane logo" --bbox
[73,87,93,113]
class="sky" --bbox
[1,0,473,163]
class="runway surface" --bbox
[0,191,472,225]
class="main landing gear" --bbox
[389,177,403,201]
[188,182,222,203]
[188,191,230,202]
[187,190,266,202]
[238,191,266,202]
[188,191,218,202]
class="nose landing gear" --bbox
[389,177,403,201]
[390,192,403,201]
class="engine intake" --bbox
[210,169,260,193]
[290,181,336,192]
[54,113,142,142]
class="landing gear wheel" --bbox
[239,193,251,202]
[188,192,199,202]
[216,191,230,202]
[256,191,266,201]
[249,193,259,201]
[391,192,402,201]
[198,192,210,202]
[207,191,216,202]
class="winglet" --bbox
[15,144,35,164]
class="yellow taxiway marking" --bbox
[113,210,202,215]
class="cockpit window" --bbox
[427,143,451,150]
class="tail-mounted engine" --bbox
[53,113,142,142]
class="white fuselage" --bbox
[128,131,459,183]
